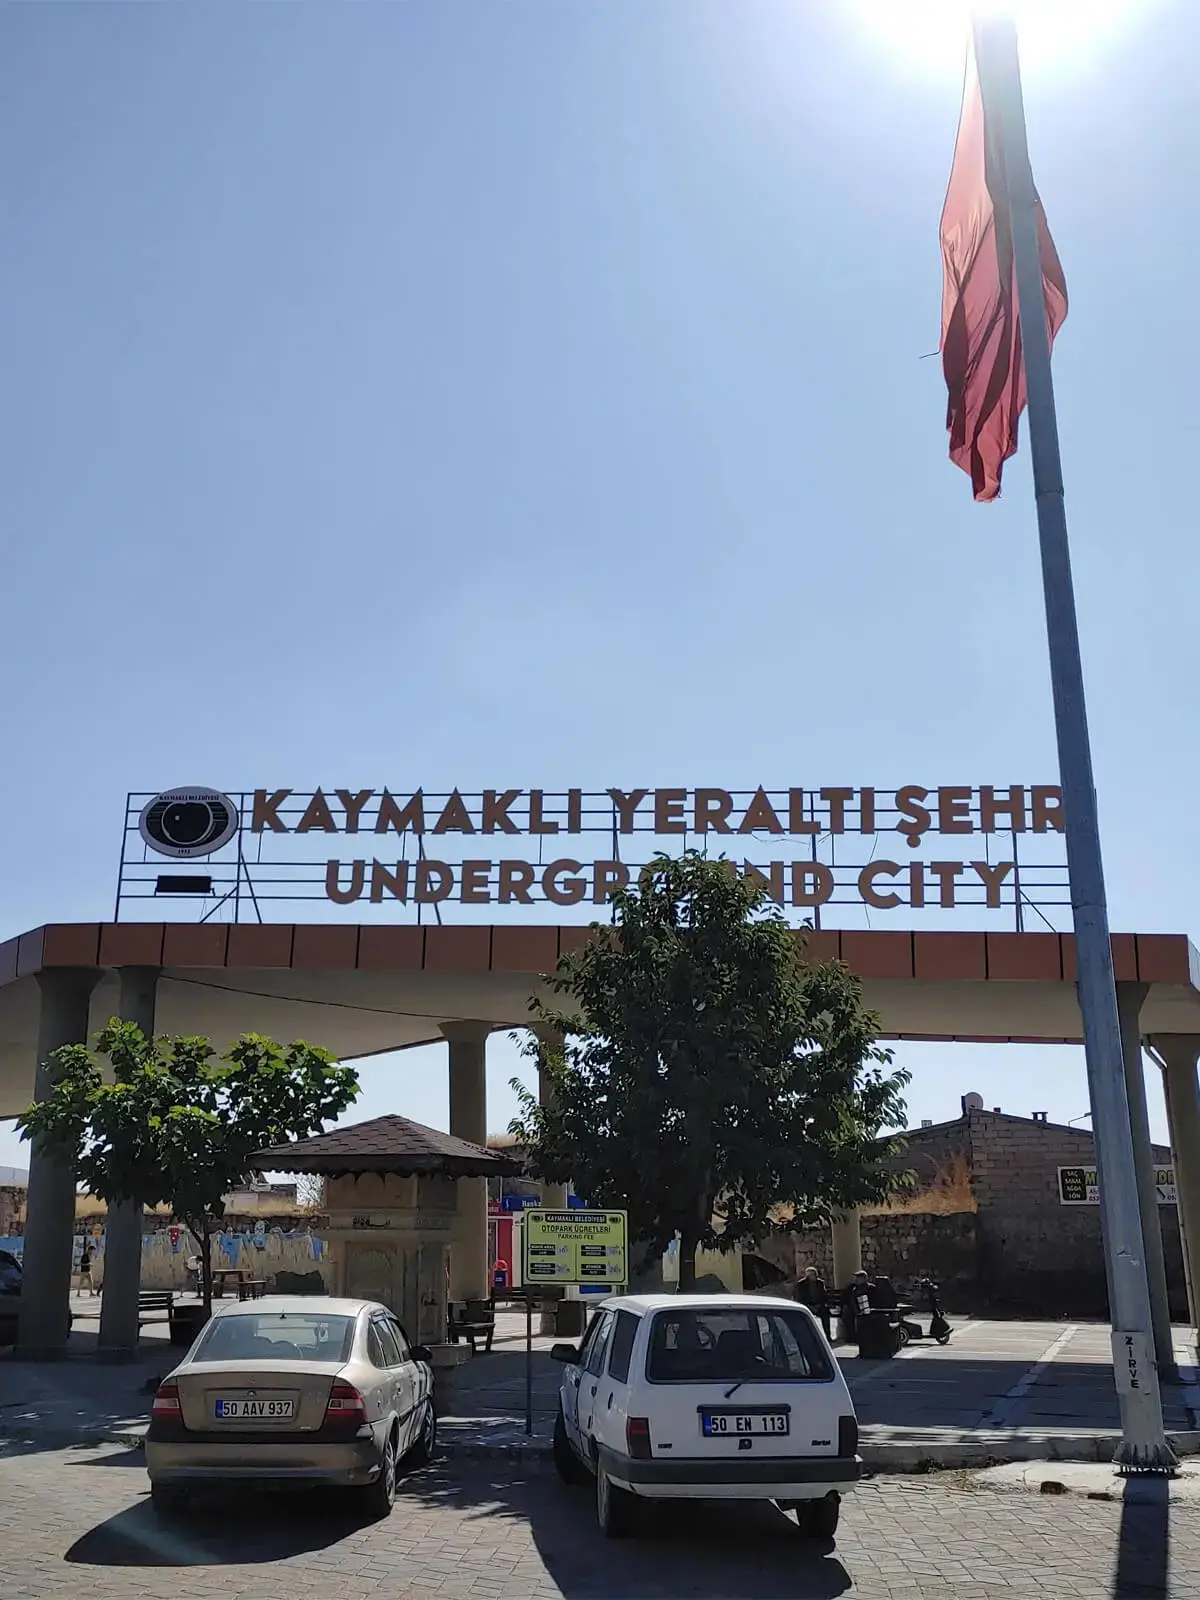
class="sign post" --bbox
[520,1209,628,1437]
[1059,1167,1177,1208]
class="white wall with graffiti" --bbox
[0,1218,334,1291]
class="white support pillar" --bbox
[830,1211,862,1344]
[98,967,159,1360]
[1153,1035,1200,1362]
[18,968,100,1359]
[535,1026,570,1333]
[1117,985,1174,1377]
[535,1025,569,1212]
[830,1210,862,1289]
[441,1021,490,1304]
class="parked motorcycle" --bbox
[897,1276,952,1346]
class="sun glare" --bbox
[846,0,1151,80]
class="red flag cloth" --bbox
[940,33,1067,502]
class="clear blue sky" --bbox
[1,1,1195,1172]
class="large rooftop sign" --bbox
[117,786,1068,927]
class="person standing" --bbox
[77,1242,94,1297]
[795,1266,831,1341]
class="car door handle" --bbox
[589,1384,597,1396]
[606,1393,613,1410]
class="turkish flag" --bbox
[940,28,1067,502]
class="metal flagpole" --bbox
[974,12,1176,1473]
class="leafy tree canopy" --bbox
[18,1023,358,1309]
[511,853,910,1288]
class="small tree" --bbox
[18,1022,358,1314]
[511,853,910,1290]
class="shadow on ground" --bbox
[64,1473,365,1568]
[64,1455,852,1598]
[1113,1479,1171,1600]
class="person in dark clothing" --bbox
[842,1270,872,1342]
[794,1267,831,1340]
[868,1274,899,1311]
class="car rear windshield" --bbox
[193,1312,356,1365]
[646,1307,834,1383]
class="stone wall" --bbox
[888,1112,1187,1319]
[0,1186,24,1240]
[965,1112,1185,1318]
[758,1212,980,1306]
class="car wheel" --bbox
[408,1398,437,1468]
[150,1482,190,1518]
[553,1408,586,1486]
[795,1493,840,1540]
[360,1431,398,1520]
[595,1458,637,1538]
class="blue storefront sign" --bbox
[500,1193,587,1212]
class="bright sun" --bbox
[846,0,1151,79]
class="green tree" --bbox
[511,853,909,1291]
[18,1023,358,1313]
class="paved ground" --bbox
[438,1313,1200,1462]
[5,1308,1200,1469]
[0,1439,1198,1599]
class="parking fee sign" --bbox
[521,1209,628,1287]
[1059,1165,1177,1205]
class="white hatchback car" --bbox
[552,1293,861,1540]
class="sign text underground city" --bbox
[243,785,1064,912]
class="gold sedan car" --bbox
[146,1296,436,1519]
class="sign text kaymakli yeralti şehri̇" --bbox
[244,785,1064,913]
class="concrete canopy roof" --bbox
[1,921,1199,1120]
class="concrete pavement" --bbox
[437,1312,1200,1469]
[2,1441,1200,1599]
[5,1305,1200,1471]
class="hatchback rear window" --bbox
[607,1310,640,1383]
[646,1307,833,1383]
[194,1311,356,1364]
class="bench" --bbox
[447,1299,496,1354]
[137,1290,174,1327]
[237,1278,266,1302]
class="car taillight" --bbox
[838,1415,858,1457]
[627,1416,652,1460]
[325,1380,367,1421]
[152,1381,181,1417]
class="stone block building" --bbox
[894,1105,1184,1318]
[762,1104,1184,1318]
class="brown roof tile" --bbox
[257,1114,520,1177]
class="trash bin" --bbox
[168,1304,209,1348]
[555,1300,587,1338]
[856,1310,901,1359]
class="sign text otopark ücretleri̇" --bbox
[242,784,1063,912]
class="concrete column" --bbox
[441,1022,490,1303]
[1153,1035,1200,1361]
[534,1026,570,1333]
[1117,985,1175,1377]
[98,967,159,1359]
[830,1210,862,1288]
[1161,1066,1197,1332]
[17,968,101,1358]
[535,1026,569,1212]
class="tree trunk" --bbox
[676,1227,698,1293]
[188,1216,214,1318]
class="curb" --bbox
[18,1424,1200,1475]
